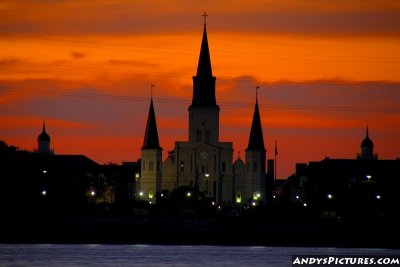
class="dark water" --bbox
[0,244,399,267]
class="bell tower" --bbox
[140,97,162,201]
[188,13,220,145]
[245,91,267,203]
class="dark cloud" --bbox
[108,59,158,68]
[0,57,21,66]
[70,51,85,59]
[1,1,399,36]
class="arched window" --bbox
[149,161,154,171]
[196,129,202,142]
[205,129,211,142]
[236,192,242,204]
[253,162,258,172]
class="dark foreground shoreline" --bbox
[1,215,398,248]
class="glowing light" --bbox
[43,170,47,174]
[160,193,164,197]
[236,192,242,204]
[303,203,307,207]
[41,190,47,196]
[253,192,261,200]
[135,173,140,179]
[273,195,276,199]
[90,191,96,196]
[139,191,144,197]
[186,192,191,197]
[212,201,215,205]
[205,173,210,177]
[366,175,372,180]
[376,195,381,200]
[327,194,333,199]
[252,201,256,207]
[149,201,152,205]
[295,195,300,200]
[148,191,154,199]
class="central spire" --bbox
[191,13,217,107]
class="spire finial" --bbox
[43,118,46,132]
[366,124,369,137]
[151,84,155,99]
[202,11,209,26]
[238,150,241,159]
[256,86,260,99]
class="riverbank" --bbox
[0,215,398,248]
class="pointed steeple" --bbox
[247,95,265,151]
[361,125,373,149]
[191,19,217,107]
[38,119,50,142]
[196,24,213,78]
[142,98,161,149]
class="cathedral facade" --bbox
[139,22,271,204]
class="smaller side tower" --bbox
[140,98,162,202]
[357,126,377,160]
[244,93,267,203]
[37,120,53,155]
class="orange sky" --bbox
[1,0,400,178]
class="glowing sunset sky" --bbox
[1,0,400,178]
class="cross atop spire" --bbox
[256,86,260,99]
[202,11,209,26]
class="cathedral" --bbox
[139,21,272,204]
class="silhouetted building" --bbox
[139,21,273,204]
[277,127,399,219]
[0,143,100,214]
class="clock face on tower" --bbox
[200,151,208,160]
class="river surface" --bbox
[0,244,399,267]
